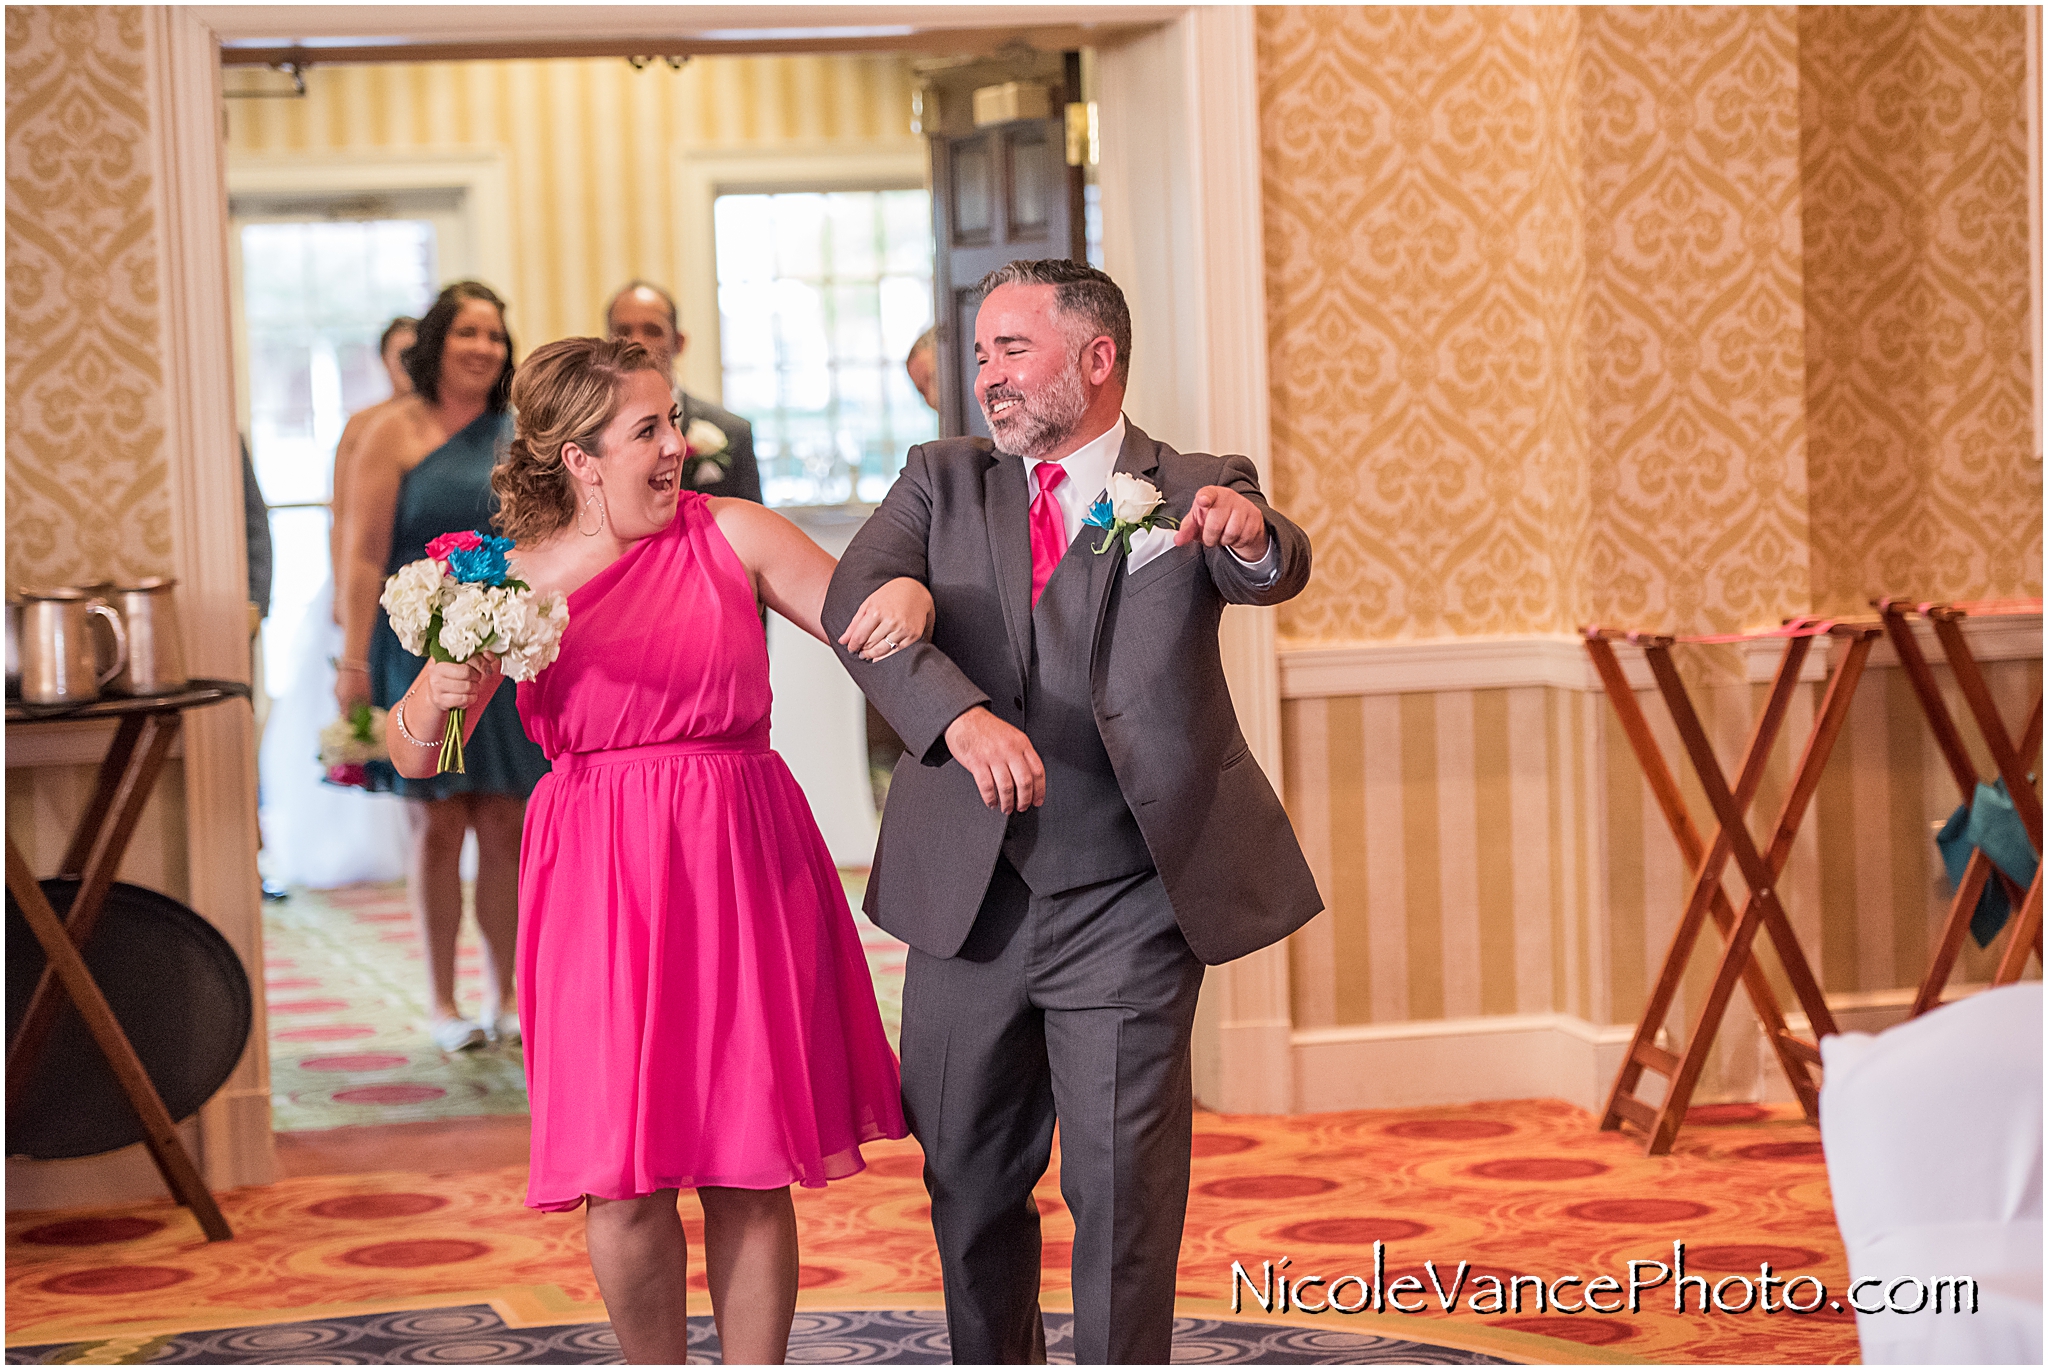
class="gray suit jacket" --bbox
[675,387,762,504]
[823,421,1324,965]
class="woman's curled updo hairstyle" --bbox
[493,337,661,545]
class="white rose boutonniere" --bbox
[684,418,732,487]
[1082,473,1179,555]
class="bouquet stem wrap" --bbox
[382,531,569,777]
[425,633,468,774]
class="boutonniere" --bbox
[1083,472,1179,555]
[684,418,733,487]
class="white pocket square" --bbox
[1124,524,1177,574]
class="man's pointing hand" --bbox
[1173,485,1270,561]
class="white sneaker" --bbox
[431,1016,487,1052]
[488,1011,521,1047]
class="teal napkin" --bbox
[1935,778,2039,947]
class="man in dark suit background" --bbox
[824,259,1321,1363]
[604,280,763,503]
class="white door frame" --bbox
[154,7,1293,1158]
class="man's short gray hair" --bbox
[974,258,1131,383]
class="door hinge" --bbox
[1065,101,1098,168]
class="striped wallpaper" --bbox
[226,54,922,351]
[1281,652,2042,1056]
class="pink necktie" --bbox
[1029,461,1069,606]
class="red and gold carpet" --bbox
[6,1099,1857,1364]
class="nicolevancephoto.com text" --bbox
[1231,1243,1985,1319]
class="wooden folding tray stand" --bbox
[1583,620,1880,1156]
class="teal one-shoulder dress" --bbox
[364,409,549,801]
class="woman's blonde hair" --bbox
[493,337,661,544]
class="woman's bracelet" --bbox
[333,658,370,673]
[392,686,443,749]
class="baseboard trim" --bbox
[5,1117,206,1214]
[1287,985,2016,1115]
[1291,1013,1632,1115]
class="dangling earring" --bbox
[577,487,607,537]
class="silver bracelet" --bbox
[392,687,443,748]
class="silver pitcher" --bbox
[6,595,21,698]
[106,577,187,696]
[17,588,127,705]
[68,579,119,684]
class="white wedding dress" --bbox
[258,577,411,888]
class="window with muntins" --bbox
[714,189,937,506]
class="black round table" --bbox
[5,679,251,1241]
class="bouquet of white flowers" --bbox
[381,530,569,774]
[317,703,387,788]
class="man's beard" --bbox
[981,357,1089,461]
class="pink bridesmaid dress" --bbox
[514,492,905,1211]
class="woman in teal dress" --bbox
[337,281,545,1053]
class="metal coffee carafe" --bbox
[106,577,187,696]
[17,588,127,706]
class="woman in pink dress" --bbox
[394,337,920,1363]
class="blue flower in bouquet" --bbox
[444,533,516,586]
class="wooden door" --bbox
[928,62,1087,439]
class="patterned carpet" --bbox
[5,1099,1857,1364]
[264,876,903,1132]
[263,885,528,1132]
[4,1306,1513,1365]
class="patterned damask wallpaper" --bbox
[1801,7,2040,613]
[5,6,172,592]
[1260,6,1589,642]
[1259,6,2035,643]
[1579,7,1810,635]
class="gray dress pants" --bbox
[899,857,1205,1364]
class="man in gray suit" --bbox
[605,280,763,503]
[823,259,1321,1363]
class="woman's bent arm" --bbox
[711,499,932,656]
[389,659,505,779]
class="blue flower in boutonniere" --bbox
[1082,472,1179,556]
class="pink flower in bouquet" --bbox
[425,530,484,563]
[327,762,369,788]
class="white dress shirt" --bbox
[1024,415,1280,582]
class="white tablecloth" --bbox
[1820,983,2043,1364]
